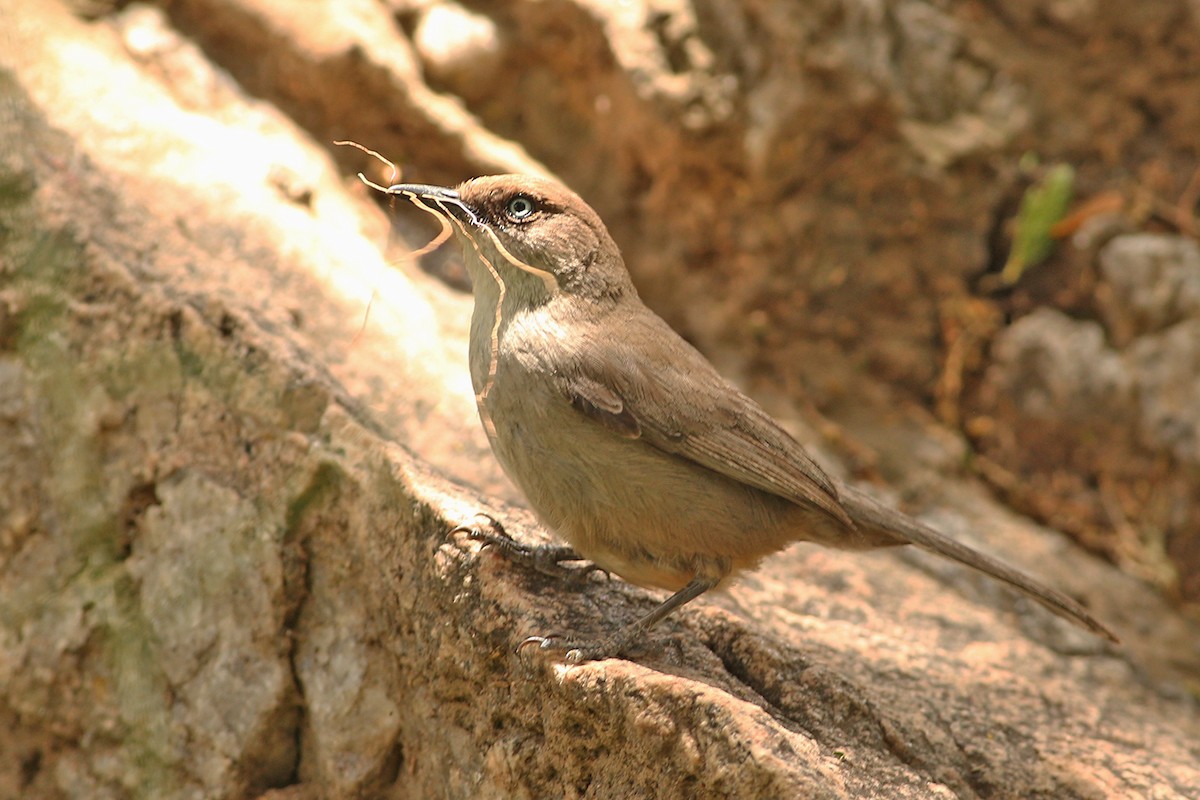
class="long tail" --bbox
[840,484,1119,643]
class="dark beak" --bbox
[385,183,478,225]
[387,183,458,202]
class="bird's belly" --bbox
[481,381,802,591]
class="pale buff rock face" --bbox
[1,2,1198,799]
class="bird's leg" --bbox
[520,576,718,663]
[450,514,608,582]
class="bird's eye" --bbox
[505,195,536,221]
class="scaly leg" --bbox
[519,576,718,663]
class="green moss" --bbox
[95,570,179,796]
[285,460,345,537]
[0,165,37,209]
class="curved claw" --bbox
[516,634,612,664]
[516,634,565,655]
[579,563,612,582]
[563,648,588,665]
[448,513,505,540]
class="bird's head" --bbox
[388,175,634,304]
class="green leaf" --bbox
[999,163,1075,286]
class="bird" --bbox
[380,173,1117,662]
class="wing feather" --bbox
[558,310,854,530]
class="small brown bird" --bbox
[386,174,1116,662]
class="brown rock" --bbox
[1,1,1197,799]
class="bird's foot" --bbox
[515,576,717,664]
[450,514,609,582]
[516,629,641,665]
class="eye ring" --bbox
[505,194,536,221]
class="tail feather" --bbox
[840,485,1119,643]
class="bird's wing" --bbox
[560,310,854,530]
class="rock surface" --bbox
[1,1,1198,799]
